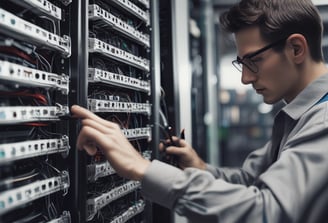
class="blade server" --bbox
[86,0,151,222]
[0,0,71,222]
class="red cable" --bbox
[0,46,37,65]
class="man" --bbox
[71,0,328,222]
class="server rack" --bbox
[84,0,152,222]
[0,0,72,222]
[0,0,162,222]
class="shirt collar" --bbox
[282,73,328,120]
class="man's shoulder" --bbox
[288,102,328,145]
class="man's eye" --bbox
[250,57,262,62]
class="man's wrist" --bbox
[134,159,151,181]
[196,159,207,170]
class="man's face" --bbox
[234,27,300,104]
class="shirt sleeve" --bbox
[205,142,273,185]
[141,160,281,223]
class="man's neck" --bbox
[300,60,328,87]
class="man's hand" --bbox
[160,137,206,170]
[71,105,150,181]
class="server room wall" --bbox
[0,0,158,222]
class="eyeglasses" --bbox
[232,37,288,73]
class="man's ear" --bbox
[286,34,307,64]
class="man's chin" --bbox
[262,96,279,105]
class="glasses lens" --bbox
[243,58,258,73]
[232,58,259,73]
[232,60,243,72]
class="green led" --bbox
[8,196,13,204]
[0,150,5,158]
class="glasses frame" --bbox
[232,37,288,73]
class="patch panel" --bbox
[0,105,69,124]
[88,4,150,48]
[87,151,151,182]
[48,211,71,223]
[87,161,116,182]
[122,127,151,140]
[86,181,141,221]
[0,171,70,215]
[88,38,150,72]
[0,0,74,221]
[88,98,151,115]
[0,8,71,57]
[88,68,150,93]
[10,0,63,21]
[89,94,120,101]
[0,135,70,164]
[86,0,153,221]
[110,200,145,223]
[111,0,149,25]
[0,60,69,94]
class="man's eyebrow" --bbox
[240,50,257,59]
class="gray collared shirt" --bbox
[141,73,328,223]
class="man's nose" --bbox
[241,68,257,85]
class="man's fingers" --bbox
[159,141,167,151]
[162,137,187,147]
[76,125,105,155]
[165,146,186,156]
[71,105,98,119]
[71,105,120,130]
[81,118,118,135]
[82,143,98,156]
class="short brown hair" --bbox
[220,0,324,62]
